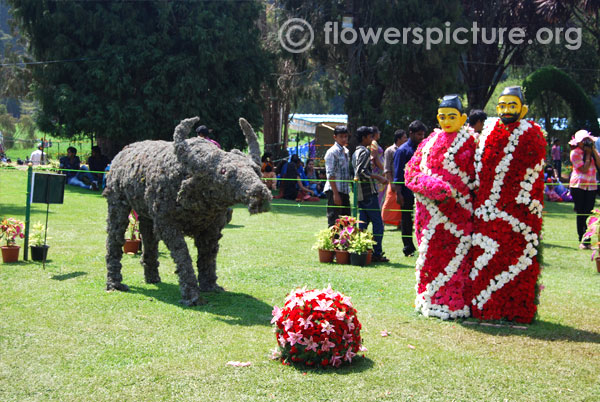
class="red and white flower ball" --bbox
[271,286,365,368]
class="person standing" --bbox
[569,130,600,249]
[393,120,426,257]
[381,129,407,228]
[551,138,562,181]
[324,126,351,227]
[353,126,389,263]
[369,126,386,206]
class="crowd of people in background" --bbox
[256,107,600,259]
[3,116,600,253]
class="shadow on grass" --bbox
[51,271,87,281]
[251,201,326,218]
[461,320,600,343]
[542,242,575,250]
[63,185,104,197]
[285,356,375,374]
[225,223,245,229]
[380,261,413,269]
[129,282,272,326]
[0,203,28,217]
[0,260,30,266]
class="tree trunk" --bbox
[261,89,282,158]
[282,102,290,153]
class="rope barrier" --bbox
[2,165,600,247]
[1,165,596,186]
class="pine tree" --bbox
[7,0,273,154]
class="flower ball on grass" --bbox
[271,286,365,368]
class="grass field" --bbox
[1,167,599,401]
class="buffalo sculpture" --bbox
[104,117,271,305]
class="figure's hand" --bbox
[377,176,388,185]
[333,193,342,206]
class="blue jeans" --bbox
[358,193,384,256]
[67,175,90,189]
[67,166,96,189]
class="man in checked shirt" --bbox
[323,125,352,228]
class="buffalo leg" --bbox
[195,210,230,292]
[158,226,203,306]
[194,231,224,292]
[139,217,160,284]
[106,200,130,292]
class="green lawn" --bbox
[0,168,599,401]
[3,135,93,164]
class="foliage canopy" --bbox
[7,0,272,151]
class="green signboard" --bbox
[31,172,66,204]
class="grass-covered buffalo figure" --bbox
[103,117,271,305]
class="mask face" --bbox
[437,107,467,133]
[497,95,528,124]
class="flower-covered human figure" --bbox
[470,86,546,323]
[405,95,476,319]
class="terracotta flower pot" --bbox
[318,249,335,263]
[596,258,600,274]
[335,250,350,264]
[123,239,141,254]
[1,245,20,263]
[366,250,373,266]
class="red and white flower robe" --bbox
[470,119,546,323]
[405,127,476,319]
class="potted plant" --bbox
[123,211,141,254]
[331,216,359,265]
[30,221,51,262]
[348,230,376,266]
[583,209,600,273]
[1,217,25,263]
[313,228,335,263]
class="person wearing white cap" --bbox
[569,129,600,249]
[30,144,47,166]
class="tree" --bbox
[523,65,599,132]
[536,0,600,48]
[259,3,339,157]
[276,0,465,139]
[458,0,554,110]
[520,24,600,135]
[0,3,32,115]
[7,0,272,155]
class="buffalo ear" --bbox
[173,117,200,161]
[239,118,261,165]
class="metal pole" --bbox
[24,163,33,260]
[352,178,358,219]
